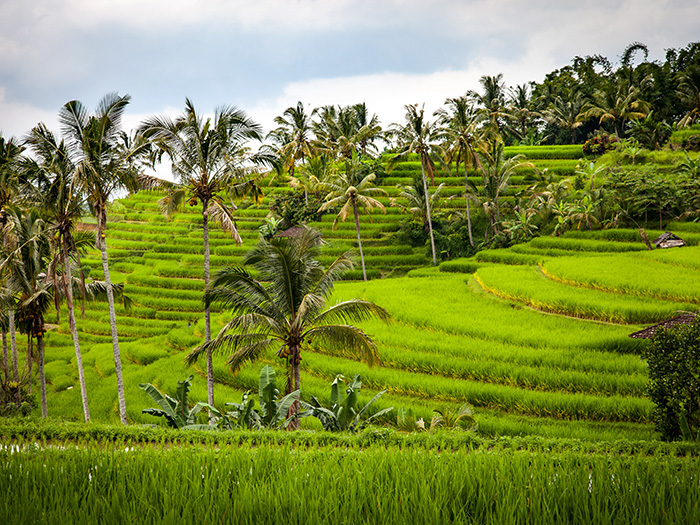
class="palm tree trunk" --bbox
[202,198,214,412]
[26,334,32,395]
[99,230,127,425]
[289,344,302,430]
[38,334,46,418]
[421,158,437,265]
[1,330,7,381]
[62,240,90,422]
[464,164,474,247]
[353,202,367,281]
[8,307,18,381]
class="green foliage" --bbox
[302,374,393,432]
[269,189,325,228]
[138,375,210,428]
[643,319,700,441]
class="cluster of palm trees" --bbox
[0,94,143,422]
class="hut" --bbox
[653,232,686,249]
[629,313,698,339]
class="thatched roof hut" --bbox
[274,225,309,239]
[629,313,698,339]
[653,232,686,249]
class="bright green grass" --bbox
[475,264,694,324]
[3,443,698,525]
[337,274,642,353]
[542,251,700,304]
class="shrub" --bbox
[643,318,700,441]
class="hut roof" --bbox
[653,232,686,249]
[629,313,698,339]
[274,226,327,244]
[274,225,309,239]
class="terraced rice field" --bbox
[34,145,698,444]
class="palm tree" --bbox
[435,96,485,246]
[388,104,446,265]
[677,66,700,127]
[186,228,390,429]
[472,74,508,135]
[266,102,316,203]
[504,84,540,141]
[392,177,452,232]
[140,98,268,409]
[59,93,144,425]
[23,123,92,421]
[318,153,387,281]
[1,207,52,418]
[0,134,26,384]
[314,104,384,161]
[579,82,649,137]
[544,88,586,144]
[473,139,532,239]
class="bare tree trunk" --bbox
[62,240,90,422]
[421,159,437,265]
[353,202,367,281]
[26,334,32,395]
[202,198,214,415]
[8,307,18,381]
[289,345,302,430]
[464,163,474,247]
[2,330,8,382]
[38,335,46,418]
[99,230,127,425]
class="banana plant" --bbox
[302,374,393,432]
[139,375,210,429]
[257,365,300,429]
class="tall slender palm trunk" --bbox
[202,198,214,411]
[99,225,127,425]
[464,163,474,247]
[26,335,32,395]
[353,202,367,281]
[38,335,46,418]
[8,308,18,381]
[62,241,90,422]
[420,159,437,265]
[289,344,302,430]
[1,330,7,381]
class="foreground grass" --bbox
[2,420,699,525]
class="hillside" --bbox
[32,145,700,442]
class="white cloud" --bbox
[0,87,58,139]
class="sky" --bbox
[1,0,699,142]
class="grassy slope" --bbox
[26,145,700,443]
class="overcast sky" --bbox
[1,0,699,141]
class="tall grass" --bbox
[3,444,698,524]
[543,253,700,304]
[475,264,693,324]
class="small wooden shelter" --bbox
[629,313,698,339]
[653,232,686,249]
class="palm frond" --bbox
[305,324,380,367]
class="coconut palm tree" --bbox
[543,88,586,144]
[140,98,269,408]
[0,134,27,384]
[318,153,386,281]
[388,104,446,265]
[23,122,92,421]
[265,102,316,203]
[59,93,145,424]
[186,227,390,429]
[314,104,384,161]
[579,82,649,138]
[1,207,52,417]
[435,96,485,246]
[391,177,452,232]
[472,139,532,239]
